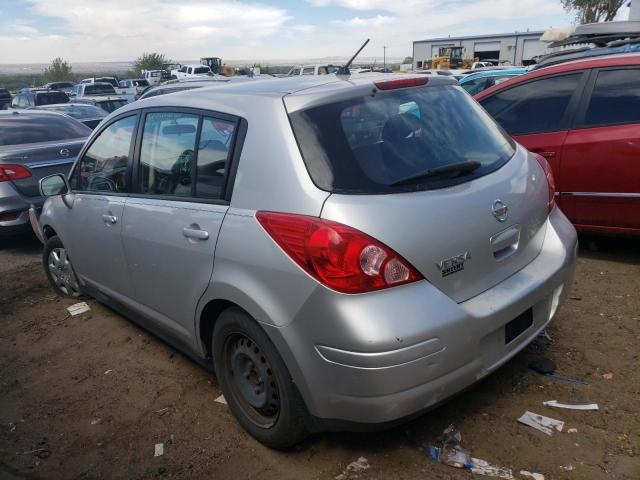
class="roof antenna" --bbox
[337,38,370,75]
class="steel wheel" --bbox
[47,247,81,297]
[223,333,280,428]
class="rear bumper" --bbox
[262,207,578,426]
[0,182,43,235]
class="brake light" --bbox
[375,77,429,90]
[533,153,555,214]
[0,164,31,182]
[256,212,424,294]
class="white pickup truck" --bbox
[170,64,212,79]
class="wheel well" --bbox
[42,225,57,240]
[199,299,237,358]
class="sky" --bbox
[0,0,632,64]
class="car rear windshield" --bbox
[85,84,116,95]
[46,104,106,119]
[0,115,91,146]
[35,91,69,106]
[288,84,515,194]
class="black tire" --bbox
[212,307,309,449]
[43,235,84,298]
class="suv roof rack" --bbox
[532,37,640,69]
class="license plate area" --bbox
[505,308,533,344]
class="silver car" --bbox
[33,74,577,449]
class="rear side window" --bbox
[0,114,91,146]
[583,68,640,127]
[70,115,136,192]
[480,73,582,135]
[138,112,236,199]
[288,84,515,194]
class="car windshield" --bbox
[36,91,70,106]
[85,84,116,95]
[0,114,91,146]
[96,100,127,113]
[288,84,515,194]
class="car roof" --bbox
[0,109,69,119]
[77,95,127,101]
[475,53,640,99]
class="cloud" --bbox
[292,24,317,34]
[332,15,394,27]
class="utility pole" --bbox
[383,46,387,71]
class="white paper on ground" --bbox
[154,443,164,457]
[469,458,514,479]
[517,411,564,436]
[214,394,227,405]
[543,400,599,410]
[67,302,90,316]
[520,471,545,480]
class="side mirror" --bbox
[40,173,69,196]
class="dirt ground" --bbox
[0,232,638,480]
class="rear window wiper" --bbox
[390,160,482,186]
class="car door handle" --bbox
[531,149,556,159]
[183,227,209,240]
[102,214,118,224]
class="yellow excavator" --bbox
[430,46,477,70]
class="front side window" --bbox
[480,73,582,135]
[583,68,640,127]
[288,84,515,194]
[302,67,315,75]
[70,115,136,192]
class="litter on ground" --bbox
[335,456,369,480]
[67,302,90,316]
[154,443,164,457]
[603,372,614,380]
[519,470,544,480]
[560,465,576,471]
[214,394,227,405]
[567,428,578,433]
[469,457,514,479]
[528,358,588,385]
[517,411,564,436]
[543,400,599,410]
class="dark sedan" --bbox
[30,103,106,129]
[0,88,11,110]
[0,110,91,235]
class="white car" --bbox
[287,64,339,76]
[80,77,119,88]
[170,64,212,79]
[117,79,150,96]
[141,70,164,86]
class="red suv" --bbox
[475,54,640,236]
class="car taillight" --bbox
[0,164,31,182]
[533,153,555,214]
[256,212,424,294]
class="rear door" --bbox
[479,71,588,218]
[121,109,240,339]
[559,66,640,233]
[63,114,138,298]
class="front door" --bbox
[64,114,138,298]
[121,110,239,340]
[559,67,640,233]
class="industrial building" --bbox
[412,31,548,68]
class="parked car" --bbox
[0,110,90,235]
[287,64,339,76]
[459,68,528,95]
[0,88,11,110]
[11,89,70,109]
[476,53,640,235]
[71,82,117,98]
[30,103,107,129]
[74,96,128,114]
[80,77,119,88]
[170,64,212,79]
[141,70,164,86]
[415,69,468,80]
[136,77,260,100]
[33,74,577,449]
[117,79,150,96]
[43,81,75,94]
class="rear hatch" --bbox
[286,78,549,303]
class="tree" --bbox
[561,0,625,23]
[402,56,414,64]
[133,52,169,76]
[43,57,73,82]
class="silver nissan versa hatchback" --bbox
[33,74,578,449]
